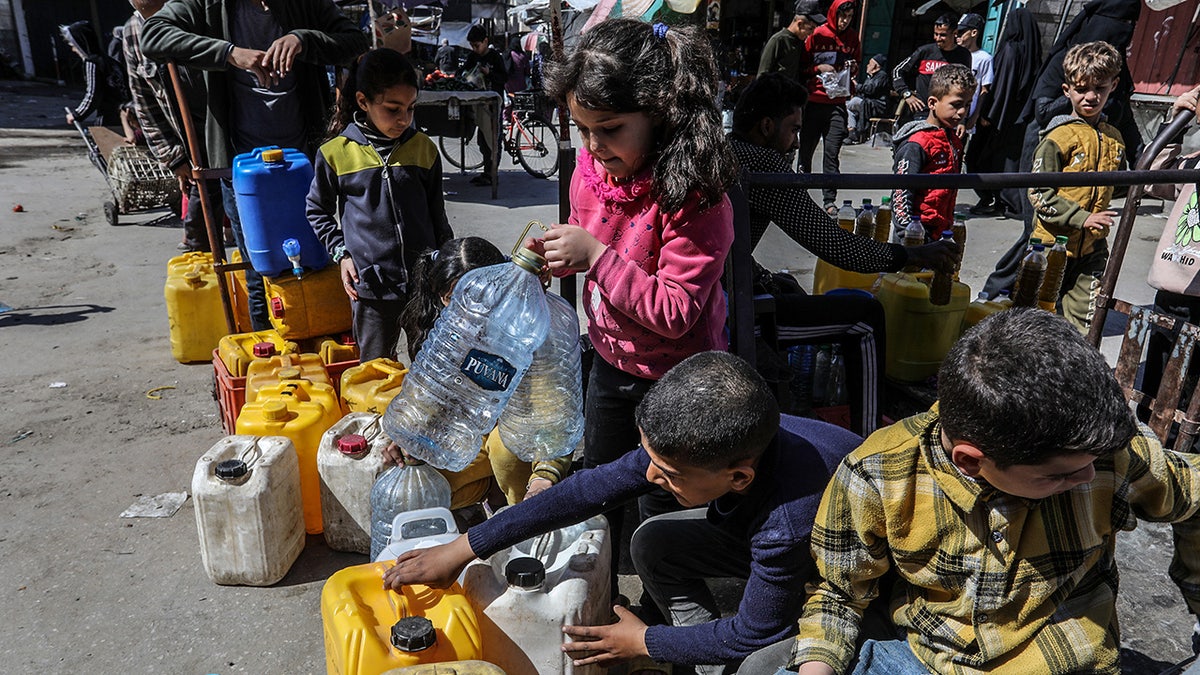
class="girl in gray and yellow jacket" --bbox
[1028,42,1127,333]
[307,49,453,362]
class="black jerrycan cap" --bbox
[391,616,437,652]
[215,459,248,480]
[505,556,546,589]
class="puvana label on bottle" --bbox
[461,349,518,391]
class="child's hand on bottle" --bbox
[1083,210,1117,231]
[542,223,604,272]
[524,476,553,500]
[381,441,405,466]
[339,256,359,300]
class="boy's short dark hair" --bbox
[938,309,1137,468]
[732,72,808,135]
[466,24,487,44]
[933,13,956,28]
[1063,41,1122,86]
[927,63,976,100]
[635,351,780,470]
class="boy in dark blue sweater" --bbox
[382,351,861,673]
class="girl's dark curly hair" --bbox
[398,237,505,360]
[543,18,738,213]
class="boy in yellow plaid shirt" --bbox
[786,309,1200,674]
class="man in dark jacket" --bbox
[892,14,971,127]
[462,24,507,187]
[141,0,367,330]
[846,54,889,143]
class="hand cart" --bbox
[66,107,181,227]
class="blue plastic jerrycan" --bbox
[232,146,329,277]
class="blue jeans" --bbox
[848,639,928,675]
[748,639,927,675]
[220,179,271,331]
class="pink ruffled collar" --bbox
[575,149,653,205]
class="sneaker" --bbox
[469,173,492,186]
[968,202,1001,217]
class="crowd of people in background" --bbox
[52,0,1200,673]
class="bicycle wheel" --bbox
[514,115,559,179]
[438,134,485,171]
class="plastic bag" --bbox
[820,69,851,99]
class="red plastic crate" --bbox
[213,350,361,433]
[212,348,246,435]
[326,357,360,396]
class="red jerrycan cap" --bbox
[252,341,277,358]
[337,434,369,456]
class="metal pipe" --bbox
[167,62,239,334]
[743,167,1200,190]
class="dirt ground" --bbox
[0,79,1194,673]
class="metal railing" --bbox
[729,110,1199,355]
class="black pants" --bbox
[797,101,849,208]
[183,178,224,251]
[584,356,680,597]
[965,124,997,205]
[771,292,886,436]
[352,295,406,363]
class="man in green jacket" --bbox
[142,0,367,330]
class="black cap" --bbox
[391,616,437,652]
[871,54,888,70]
[215,459,248,480]
[957,13,984,31]
[794,0,827,24]
[505,557,546,589]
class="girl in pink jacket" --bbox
[529,17,738,600]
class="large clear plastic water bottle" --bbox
[369,457,453,560]
[497,292,584,462]
[382,248,550,471]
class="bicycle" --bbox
[438,91,560,179]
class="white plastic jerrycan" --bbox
[317,412,390,554]
[374,506,463,563]
[192,435,306,586]
[463,514,611,675]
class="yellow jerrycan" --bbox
[381,662,506,675]
[218,330,300,377]
[245,353,332,403]
[340,358,409,415]
[236,379,342,534]
[322,561,483,675]
[812,259,879,295]
[263,264,353,340]
[960,292,1008,335]
[876,272,970,382]
[164,257,226,363]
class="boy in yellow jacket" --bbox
[1029,41,1126,333]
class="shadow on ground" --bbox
[0,303,114,327]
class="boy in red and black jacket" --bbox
[891,64,976,242]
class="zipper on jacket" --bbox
[372,143,407,286]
